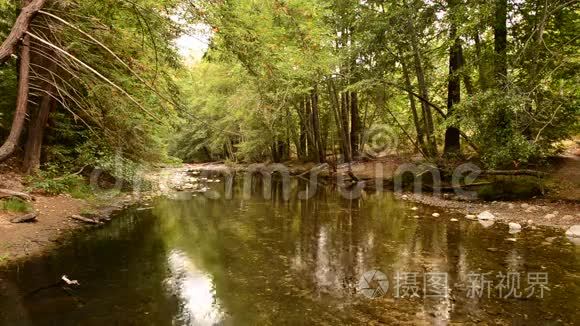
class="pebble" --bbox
[411,207,418,211]
[465,214,477,220]
[561,215,573,220]
[544,214,556,220]
[565,225,580,238]
[432,213,440,217]
[450,218,459,222]
[506,238,517,242]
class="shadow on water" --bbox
[0,175,579,325]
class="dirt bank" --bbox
[0,193,138,266]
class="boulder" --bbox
[10,213,37,223]
[565,225,580,238]
[477,211,496,221]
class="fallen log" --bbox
[70,214,102,225]
[10,213,37,223]
[0,189,33,201]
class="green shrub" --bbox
[29,174,91,198]
[1,198,32,213]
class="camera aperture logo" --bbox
[357,270,389,299]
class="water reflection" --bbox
[164,250,224,326]
[0,175,578,325]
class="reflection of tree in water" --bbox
[152,177,580,324]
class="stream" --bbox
[0,176,579,325]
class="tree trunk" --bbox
[310,85,325,163]
[474,29,488,91]
[349,91,361,159]
[400,49,428,155]
[0,0,46,64]
[407,18,437,157]
[494,0,508,87]
[23,92,54,174]
[304,95,316,161]
[444,1,462,156]
[297,101,307,160]
[0,33,30,162]
[340,92,352,162]
[327,79,349,163]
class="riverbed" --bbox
[0,176,578,325]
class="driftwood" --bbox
[70,214,102,225]
[25,275,84,304]
[10,213,37,223]
[0,189,33,201]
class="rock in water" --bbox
[509,222,522,230]
[565,225,580,238]
[477,211,496,221]
[509,222,522,234]
[10,213,37,223]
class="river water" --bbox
[0,177,579,325]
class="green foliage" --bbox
[0,0,578,176]
[1,198,32,213]
[28,173,90,198]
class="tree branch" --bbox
[0,0,47,64]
